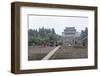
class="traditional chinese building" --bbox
[62,27,82,47]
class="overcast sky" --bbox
[29,15,88,35]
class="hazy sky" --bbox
[29,15,88,35]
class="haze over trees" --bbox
[28,27,59,46]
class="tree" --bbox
[28,27,58,46]
[80,27,88,47]
[51,28,55,34]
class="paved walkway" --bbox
[42,45,61,60]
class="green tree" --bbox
[28,27,58,46]
[81,27,88,47]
